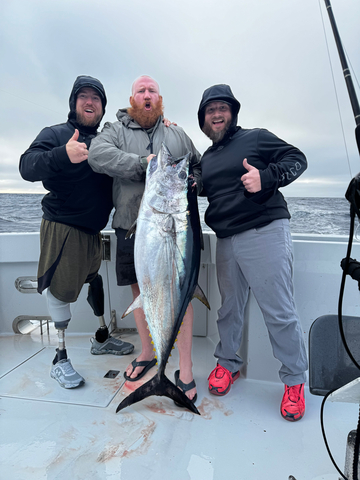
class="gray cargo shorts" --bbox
[37,219,102,303]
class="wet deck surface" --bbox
[0,330,357,480]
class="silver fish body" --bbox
[116,143,208,414]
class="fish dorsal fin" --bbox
[122,295,143,318]
[192,284,211,310]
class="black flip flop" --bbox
[124,358,156,382]
[174,369,197,406]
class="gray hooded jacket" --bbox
[88,109,201,230]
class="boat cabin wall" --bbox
[1,231,360,385]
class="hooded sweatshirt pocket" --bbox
[205,191,266,232]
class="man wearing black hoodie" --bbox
[19,76,134,390]
[198,84,308,421]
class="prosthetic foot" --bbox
[91,325,134,355]
[50,323,85,389]
[88,275,134,356]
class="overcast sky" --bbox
[1,0,359,197]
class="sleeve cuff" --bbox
[140,156,148,169]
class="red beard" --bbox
[128,97,164,129]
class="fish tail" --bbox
[116,372,200,415]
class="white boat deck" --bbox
[0,327,357,480]
[2,231,360,478]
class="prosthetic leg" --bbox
[45,288,85,388]
[53,319,70,364]
[88,274,134,356]
[87,274,109,342]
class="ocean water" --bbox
[0,193,356,236]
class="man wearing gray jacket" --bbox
[88,75,201,404]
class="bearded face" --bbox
[75,87,103,128]
[202,101,232,144]
[128,96,164,129]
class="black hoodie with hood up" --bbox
[198,84,307,238]
[19,76,113,235]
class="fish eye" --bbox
[178,171,187,180]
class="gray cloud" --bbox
[1,0,359,196]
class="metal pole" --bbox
[324,0,360,127]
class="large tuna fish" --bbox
[116,143,209,415]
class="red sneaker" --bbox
[280,384,305,422]
[208,365,240,396]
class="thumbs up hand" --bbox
[241,158,261,193]
[66,129,89,164]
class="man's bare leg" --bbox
[124,283,155,379]
[125,286,196,400]
[177,302,197,401]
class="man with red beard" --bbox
[88,75,201,404]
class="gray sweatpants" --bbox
[215,218,308,386]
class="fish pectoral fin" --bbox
[121,295,143,318]
[125,220,137,239]
[192,284,211,310]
